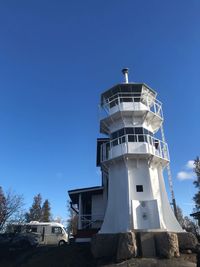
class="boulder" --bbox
[177,232,198,252]
[116,232,137,262]
[91,232,137,261]
[155,232,180,258]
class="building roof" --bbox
[68,186,104,203]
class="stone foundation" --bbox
[91,232,137,262]
[154,232,180,258]
[91,231,184,261]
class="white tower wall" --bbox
[100,158,183,233]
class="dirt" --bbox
[0,244,197,267]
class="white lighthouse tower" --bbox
[99,69,182,233]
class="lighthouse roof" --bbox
[101,83,156,104]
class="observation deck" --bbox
[100,134,169,166]
[100,83,163,134]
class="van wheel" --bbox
[58,240,66,246]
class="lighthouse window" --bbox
[135,127,143,134]
[111,127,153,144]
[138,135,144,142]
[128,135,136,142]
[125,128,134,135]
[110,98,118,108]
[119,128,125,136]
[111,131,118,139]
[136,185,143,192]
[120,97,133,103]
[112,139,119,146]
[120,136,126,143]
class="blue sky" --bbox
[0,0,199,221]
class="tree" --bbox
[176,205,185,228]
[0,186,24,231]
[26,194,42,222]
[193,157,200,211]
[41,199,51,222]
[0,187,6,227]
[176,205,199,237]
[66,201,78,235]
[26,194,52,222]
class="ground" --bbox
[0,243,197,267]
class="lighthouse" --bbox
[68,69,183,242]
[98,68,182,233]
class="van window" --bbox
[30,227,37,233]
[52,227,62,234]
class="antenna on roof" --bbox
[122,68,129,83]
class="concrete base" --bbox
[139,232,156,257]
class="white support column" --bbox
[78,193,82,229]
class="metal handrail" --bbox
[101,94,163,119]
[103,91,162,104]
[80,214,104,229]
[101,134,169,162]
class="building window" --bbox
[136,185,143,192]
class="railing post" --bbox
[78,193,82,230]
[154,102,156,114]
[126,135,129,154]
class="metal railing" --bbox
[101,92,163,119]
[79,214,104,229]
[100,134,169,162]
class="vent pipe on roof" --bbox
[122,68,129,83]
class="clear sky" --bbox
[0,0,199,222]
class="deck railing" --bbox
[100,134,169,162]
[79,214,104,229]
[101,92,163,119]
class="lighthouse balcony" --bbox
[101,93,163,118]
[100,134,169,163]
[100,94,163,134]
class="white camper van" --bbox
[7,221,68,246]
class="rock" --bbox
[116,232,137,262]
[91,232,137,261]
[155,232,180,258]
[177,232,198,252]
[197,248,200,267]
[91,234,118,259]
[181,249,192,254]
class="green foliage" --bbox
[193,157,200,211]
[26,194,52,222]
[26,193,42,222]
[41,199,51,222]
